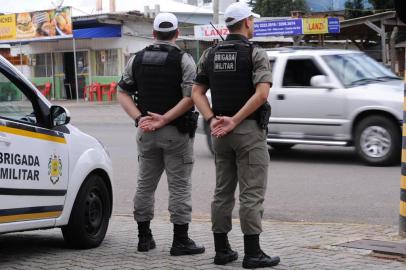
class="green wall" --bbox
[30,77,64,99]
[92,76,120,84]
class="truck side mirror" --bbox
[310,75,336,89]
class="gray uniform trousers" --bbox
[133,125,194,225]
[211,120,269,235]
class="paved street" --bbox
[1,101,405,270]
[61,102,401,226]
[0,215,405,270]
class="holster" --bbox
[257,102,271,132]
[175,111,199,138]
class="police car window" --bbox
[282,59,323,87]
[0,72,36,124]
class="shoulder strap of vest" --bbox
[144,44,184,62]
[213,39,253,51]
[145,44,183,53]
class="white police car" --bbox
[0,56,113,249]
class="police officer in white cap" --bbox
[118,12,204,256]
[192,2,280,268]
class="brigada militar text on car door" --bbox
[0,56,113,249]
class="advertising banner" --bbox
[0,7,72,43]
[0,15,16,41]
[254,19,303,37]
[302,18,329,35]
[328,17,340,34]
[194,24,229,40]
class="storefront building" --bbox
[6,12,154,100]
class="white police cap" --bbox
[153,13,178,32]
[224,2,255,26]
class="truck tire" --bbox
[354,116,401,166]
[62,174,111,249]
[270,143,295,151]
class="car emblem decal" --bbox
[48,154,62,185]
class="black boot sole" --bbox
[170,246,205,256]
[242,257,280,269]
[137,240,156,252]
[214,251,238,265]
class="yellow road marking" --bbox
[0,126,66,144]
[0,211,62,223]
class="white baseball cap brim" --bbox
[224,2,255,26]
[153,12,178,32]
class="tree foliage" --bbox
[367,0,395,11]
[250,0,309,17]
[344,0,395,19]
[344,0,369,19]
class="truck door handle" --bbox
[277,94,285,100]
[0,136,11,146]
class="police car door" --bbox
[0,69,68,231]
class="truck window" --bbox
[282,59,323,87]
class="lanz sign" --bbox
[194,24,229,40]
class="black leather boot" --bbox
[213,233,238,265]
[170,223,205,256]
[242,234,280,269]
[137,221,156,252]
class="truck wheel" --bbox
[62,174,111,249]
[270,143,295,151]
[354,116,401,166]
[204,121,214,154]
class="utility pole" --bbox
[213,0,219,24]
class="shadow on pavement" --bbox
[269,147,366,166]
[0,232,68,260]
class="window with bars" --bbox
[32,53,53,77]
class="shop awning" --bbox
[73,25,122,39]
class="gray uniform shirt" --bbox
[118,41,197,97]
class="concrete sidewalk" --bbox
[0,215,405,270]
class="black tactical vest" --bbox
[206,37,258,119]
[132,44,183,116]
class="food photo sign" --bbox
[0,7,72,43]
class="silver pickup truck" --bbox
[200,48,403,166]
